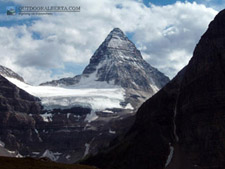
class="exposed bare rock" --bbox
[0,75,42,154]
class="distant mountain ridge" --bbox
[0,65,24,82]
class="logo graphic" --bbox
[6,6,16,15]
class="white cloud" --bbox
[0,0,218,84]
[132,2,217,77]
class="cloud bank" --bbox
[0,0,218,84]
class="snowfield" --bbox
[5,77,127,111]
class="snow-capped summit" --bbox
[102,28,138,52]
[0,65,24,82]
[42,28,169,93]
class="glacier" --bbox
[5,77,125,111]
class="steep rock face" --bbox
[41,28,169,93]
[82,28,168,91]
[83,10,225,169]
[0,75,42,154]
[0,65,24,82]
[0,75,41,114]
[174,9,225,168]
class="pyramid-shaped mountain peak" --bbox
[107,28,126,39]
[102,28,136,52]
[110,27,124,35]
[41,28,169,93]
[86,28,141,67]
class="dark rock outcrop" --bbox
[0,75,42,154]
[0,75,41,114]
[0,156,98,169]
[83,9,225,169]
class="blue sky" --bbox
[143,0,224,7]
[143,0,194,6]
[0,0,221,84]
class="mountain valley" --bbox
[0,28,169,163]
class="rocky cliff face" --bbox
[83,9,225,169]
[0,75,42,155]
[41,28,169,94]
[82,28,168,91]
[0,65,24,82]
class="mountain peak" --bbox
[103,28,136,52]
[109,28,125,36]
[41,28,169,93]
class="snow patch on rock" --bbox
[83,143,90,158]
[66,154,71,160]
[103,110,114,114]
[32,152,40,155]
[0,140,5,147]
[16,153,23,158]
[165,144,174,167]
[67,113,71,119]
[41,150,61,161]
[34,129,39,134]
[150,84,159,93]
[40,113,53,122]
[6,150,23,158]
[124,103,133,110]
[109,129,116,134]
[85,111,98,123]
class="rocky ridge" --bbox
[0,65,24,82]
[0,74,42,156]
